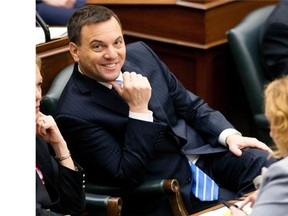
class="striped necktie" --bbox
[189,161,219,201]
[116,79,123,88]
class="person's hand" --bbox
[238,190,259,209]
[36,112,66,146]
[226,134,273,157]
[43,0,76,8]
[230,206,248,216]
[110,72,152,113]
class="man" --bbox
[55,5,275,216]
[260,0,288,79]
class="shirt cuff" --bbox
[218,128,242,146]
[129,110,153,122]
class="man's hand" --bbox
[226,134,273,157]
[110,72,152,113]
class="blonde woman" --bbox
[36,57,85,215]
[231,75,288,215]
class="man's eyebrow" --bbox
[115,36,123,40]
[90,39,103,43]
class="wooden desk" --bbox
[191,192,252,215]
[191,203,225,216]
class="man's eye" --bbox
[92,44,103,51]
[115,40,123,48]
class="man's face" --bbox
[70,16,126,82]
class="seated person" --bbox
[230,75,288,216]
[36,0,87,26]
[55,5,276,215]
[260,0,288,79]
[36,56,85,215]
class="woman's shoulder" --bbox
[266,157,288,177]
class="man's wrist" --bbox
[129,110,153,122]
[219,128,242,146]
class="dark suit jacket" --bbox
[36,136,85,216]
[260,0,288,79]
[56,41,233,215]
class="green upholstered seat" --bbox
[226,5,276,146]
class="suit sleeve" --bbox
[57,162,86,215]
[249,159,288,216]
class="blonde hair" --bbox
[264,75,288,158]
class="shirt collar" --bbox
[78,65,122,89]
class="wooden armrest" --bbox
[163,179,189,216]
[85,193,122,216]
[86,179,189,216]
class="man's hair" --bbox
[67,5,122,45]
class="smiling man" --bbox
[55,5,276,216]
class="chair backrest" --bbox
[226,5,275,144]
[41,64,74,117]
[227,5,275,115]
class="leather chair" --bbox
[84,193,122,216]
[226,5,276,146]
[41,64,191,216]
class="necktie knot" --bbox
[116,79,123,88]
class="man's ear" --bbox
[69,42,79,62]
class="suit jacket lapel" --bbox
[73,69,129,116]
[91,84,129,116]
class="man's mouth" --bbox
[104,63,117,68]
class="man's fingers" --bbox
[229,145,243,157]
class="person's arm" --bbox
[224,133,273,157]
[111,77,154,122]
[36,112,77,171]
[111,72,152,115]
[42,0,76,8]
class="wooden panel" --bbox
[89,0,277,48]
[36,37,73,95]
[124,36,229,110]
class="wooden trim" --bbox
[36,37,69,54]
[176,0,233,10]
[86,0,233,9]
[86,0,176,4]
[164,179,190,216]
[107,197,122,216]
[124,30,227,49]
